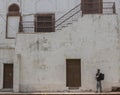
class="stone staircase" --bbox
[55,2,116,31]
[55,4,81,31]
[19,2,115,33]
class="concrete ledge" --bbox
[0,92,120,95]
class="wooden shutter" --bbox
[81,0,103,14]
[35,14,55,32]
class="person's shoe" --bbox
[96,91,98,93]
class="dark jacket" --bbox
[96,73,101,81]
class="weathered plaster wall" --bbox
[7,17,20,38]
[0,0,120,92]
[15,15,120,92]
[0,0,119,40]
[0,48,15,90]
[21,0,80,18]
[0,0,80,43]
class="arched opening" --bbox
[6,3,21,39]
[8,4,20,15]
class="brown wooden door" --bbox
[66,59,81,87]
[3,64,13,88]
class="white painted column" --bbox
[13,54,21,92]
[0,63,3,89]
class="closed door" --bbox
[3,64,13,88]
[66,59,81,87]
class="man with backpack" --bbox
[96,69,104,93]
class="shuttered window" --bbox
[35,14,55,32]
[82,0,103,14]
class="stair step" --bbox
[72,19,78,21]
[62,26,67,28]
[56,28,62,30]
[67,22,72,24]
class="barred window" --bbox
[35,14,55,32]
[81,0,103,14]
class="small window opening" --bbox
[35,14,55,32]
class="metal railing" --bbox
[55,4,81,29]
[82,2,116,14]
[103,2,116,14]
[19,21,55,33]
[19,21,34,33]
[19,2,116,32]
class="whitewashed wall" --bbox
[0,0,120,92]
[0,0,119,39]
[7,16,20,38]
[0,48,14,90]
[15,15,120,92]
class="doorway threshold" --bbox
[0,88,13,92]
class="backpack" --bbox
[100,73,104,80]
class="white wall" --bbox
[0,48,14,90]
[15,14,120,92]
[0,0,120,92]
[7,16,20,38]
[0,0,119,39]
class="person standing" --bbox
[96,69,102,93]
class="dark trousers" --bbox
[96,81,102,92]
